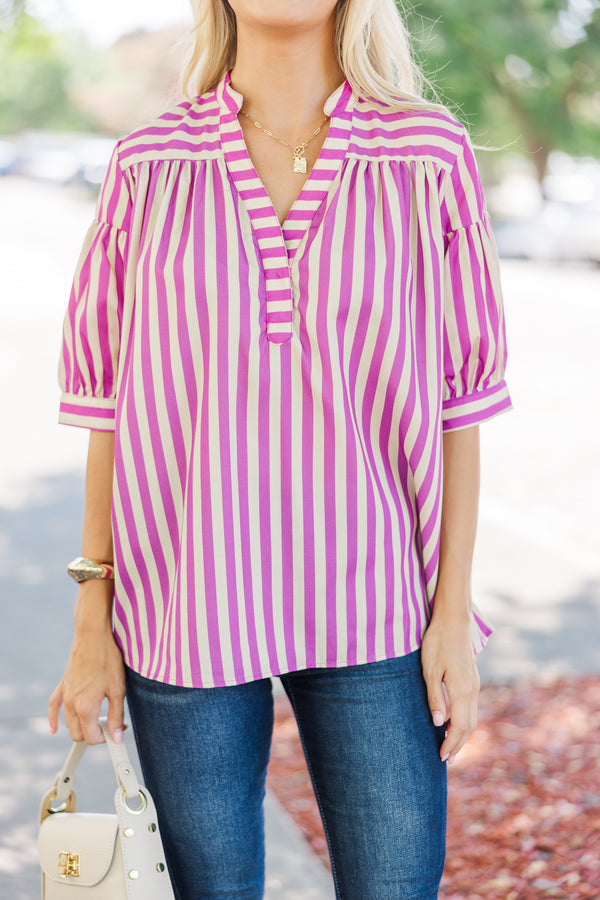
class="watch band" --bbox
[67,557,115,583]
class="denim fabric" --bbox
[125,650,447,900]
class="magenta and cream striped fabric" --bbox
[58,68,512,688]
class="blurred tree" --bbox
[0,0,25,27]
[0,8,95,133]
[0,2,185,137]
[70,27,185,135]
[407,0,600,180]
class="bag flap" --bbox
[38,812,119,887]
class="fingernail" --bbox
[432,711,444,727]
[441,752,449,762]
[113,728,124,744]
[447,754,456,765]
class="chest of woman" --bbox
[122,153,446,358]
[238,120,330,227]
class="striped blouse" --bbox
[58,68,512,688]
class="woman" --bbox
[49,1,511,897]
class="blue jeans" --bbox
[125,650,447,900]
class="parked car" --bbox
[492,153,600,265]
[8,131,115,189]
[0,139,18,175]
[494,200,600,264]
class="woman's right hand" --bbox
[48,579,126,745]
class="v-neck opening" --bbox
[274,137,330,233]
[231,106,336,233]
[278,116,340,238]
[216,69,355,343]
[275,117,337,233]
[218,69,354,246]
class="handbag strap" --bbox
[41,721,177,899]
[52,718,140,809]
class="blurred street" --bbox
[0,173,599,897]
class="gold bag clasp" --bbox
[58,851,80,878]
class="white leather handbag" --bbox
[38,719,175,899]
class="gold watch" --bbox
[67,557,115,583]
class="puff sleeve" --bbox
[58,140,132,430]
[440,128,512,431]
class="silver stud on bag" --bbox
[128,869,140,880]
[123,827,134,838]
[148,822,157,832]
[157,863,166,872]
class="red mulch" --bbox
[266,677,600,899]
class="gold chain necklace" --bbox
[237,108,330,174]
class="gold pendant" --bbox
[293,154,307,174]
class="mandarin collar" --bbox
[216,67,355,119]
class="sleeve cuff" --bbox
[442,380,512,431]
[59,393,116,431]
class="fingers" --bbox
[421,618,480,764]
[425,676,449,728]
[439,669,479,764]
[106,688,126,744]
[67,673,126,744]
[74,702,106,745]
[58,695,127,744]
[48,683,64,735]
[49,628,127,745]
[424,663,479,763]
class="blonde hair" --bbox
[179,0,448,114]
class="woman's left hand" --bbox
[421,604,480,764]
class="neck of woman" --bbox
[229,23,345,138]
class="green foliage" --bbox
[405,0,600,177]
[0,10,95,133]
